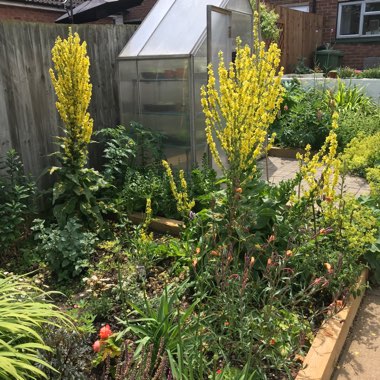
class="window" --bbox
[337,1,380,38]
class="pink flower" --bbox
[92,340,101,353]
[99,324,112,340]
[284,105,288,111]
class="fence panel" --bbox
[274,7,323,73]
[0,21,136,185]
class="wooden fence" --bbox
[274,7,323,73]
[0,21,136,186]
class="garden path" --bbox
[332,286,380,380]
[258,156,370,197]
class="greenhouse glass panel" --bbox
[118,0,252,170]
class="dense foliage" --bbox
[1,25,380,380]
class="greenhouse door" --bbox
[207,6,232,76]
[207,6,232,171]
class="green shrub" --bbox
[341,132,380,176]
[272,87,331,150]
[32,218,97,281]
[360,66,380,78]
[337,110,380,149]
[337,66,359,78]
[0,273,70,379]
[333,81,375,114]
[0,149,35,253]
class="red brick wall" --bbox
[334,43,380,69]
[124,0,157,23]
[0,5,62,22]
[0,5,112,24]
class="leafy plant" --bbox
[38,326,93,380]
[0,149,35,253]
[273,87,331,150]
[359,66,380,78]
[0,273,70,380]
[250,1,281,42]
[337,66,359,78]
[294,57,313,74]
[32,218,97,281]
[331,81,375,114]
[341,132,380,176]
[95,125,136,186]
[117,283,199,375]
[337,109,380,150]
[49,29,108,230]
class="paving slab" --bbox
[332,288,380,380]
[258,157,370,196]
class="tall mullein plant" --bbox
[49,29,93,169]
[49,29,106,228]
[200,18,284,191]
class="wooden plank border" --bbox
[129,212,183,236]
[296,268,368,380]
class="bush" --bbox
[0,273,69,379]
[360,66,380,78]
[0,149,35,253]
[32,218,97,281]
[337,110,380,150]
[272,87,331,150]
[341,132,380,176]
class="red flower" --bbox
[99,324,112,340]
[216,369,222,374]
[92,340,101,353]
[269,338,276,346]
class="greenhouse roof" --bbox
[119,0,252,58]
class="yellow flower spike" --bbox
[50,28,93,168]
[162,160,195,219]
[201,32,283,182]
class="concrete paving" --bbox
[333,287,380,380]
[258,156,370,197]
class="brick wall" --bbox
[315,0,380,69]
[0,4,112,24]
[0,5,62,22]
[124,0,157,23]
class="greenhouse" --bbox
[118,0,253,170]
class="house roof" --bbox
[21,0,86,8]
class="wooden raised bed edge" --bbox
[268,147,311,159]
[296,268,368,380]
[129,212,183,236]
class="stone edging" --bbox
[296,268,368,380]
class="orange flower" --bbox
[235,187,243,194]
[285,250,293,257]
[268,235,275,243]
[267,258,273,266]
[335,300,343,308]
[195,247,201,255]
[99,324,112,340]
[224,321,230,326]
[269,338,276,346]
[210,250,220,257]
[192,258,198,268]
